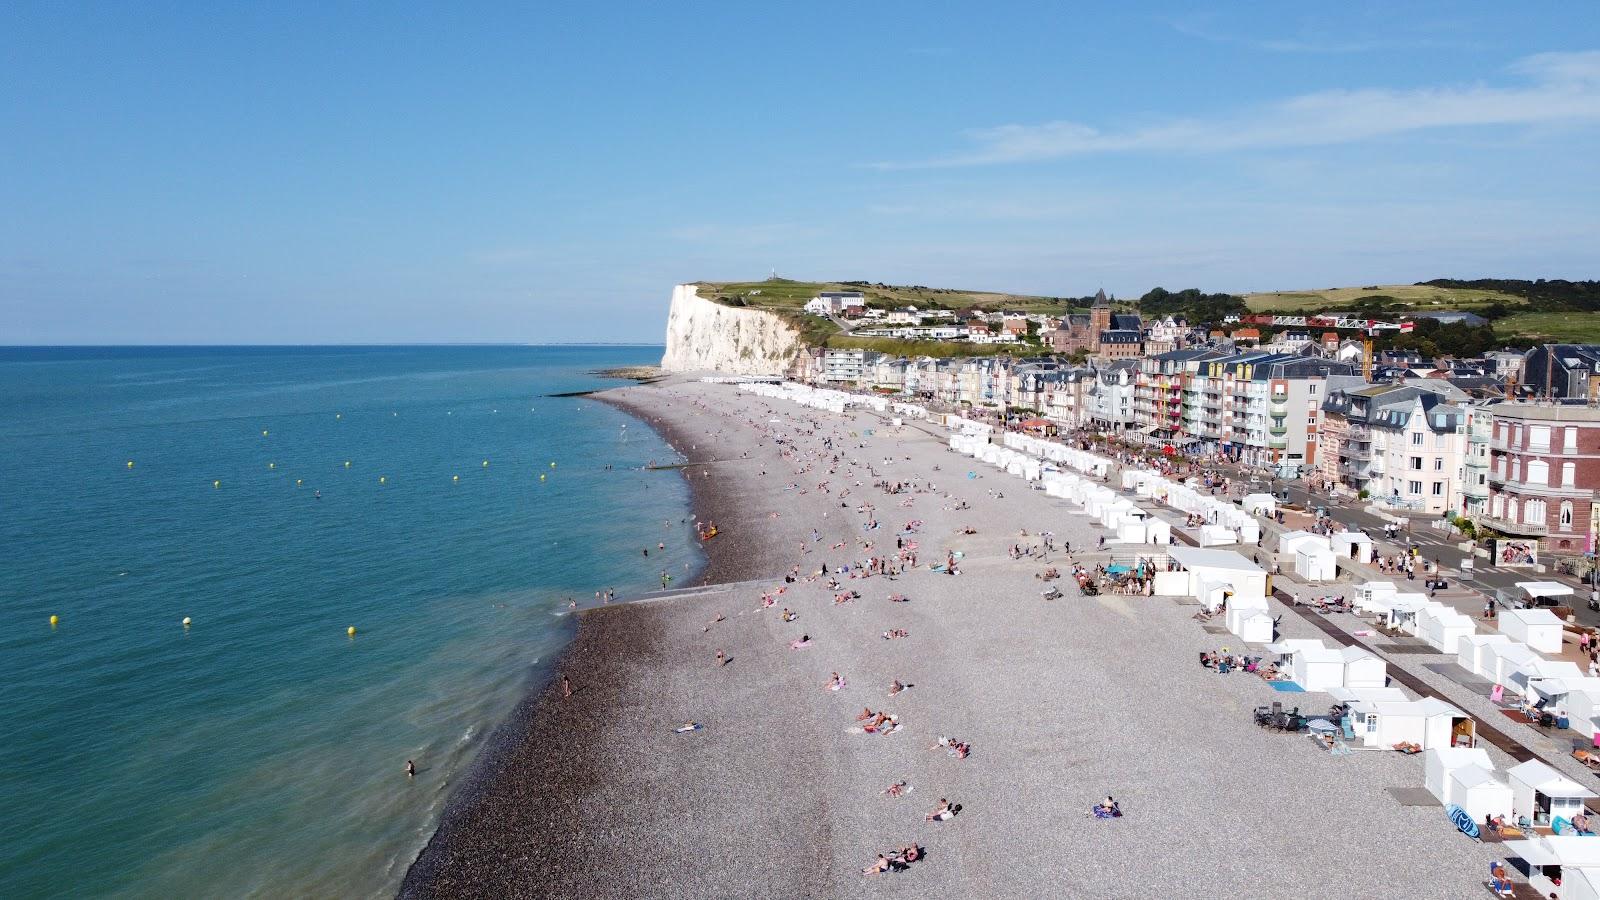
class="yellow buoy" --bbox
[336,413,342,420]
[379,476,386,484]
[262,429,269,436]
[452,475,459,482]
[482,460,489,468]
[296,479,302,486]
[49,614,59,626]
[126,460,134,469]
[549,461,557,468]
[182,617,192,627]
[344,460,351,468]
[347,626,357,637]
[268,462,275,469]
[213,480,221,489]
[540,474,546,482]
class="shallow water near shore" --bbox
[0,345,695,898]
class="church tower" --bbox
[1089,288,1111,335]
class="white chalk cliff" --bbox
[659,283,804,375]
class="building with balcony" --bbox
[1462,404,1494,517]
[1485,403,1600,554]
[1088,360,1138,431]
[1322,384,1467,514]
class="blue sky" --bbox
[1,2,1597,343]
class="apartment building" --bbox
[1484,404,1600,554]
[1321,384,1467,515]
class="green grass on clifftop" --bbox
[698,278,1075,314]
[1495,312,1600,344]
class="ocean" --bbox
[0,346,696,899]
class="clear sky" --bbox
[2,2,1597,343]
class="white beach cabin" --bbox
[1292,646,1347,692]
[1501,608,1567,655]
[1487,641,1544,689]
[1567,689,1600,743]
[1458,633,1512,680]
[1512,660,1585,699]
[1294,543,1338,582]
[1354,581,1399,615]
[1449,765,1515,823]
[1340,646,1387,689]
[1509,760,1597,826]
[1164,547,1268,606]
[1232,609,1274,644]
[1501,835,1600,899]
[1276,530,1325,556]
[1330,531,1375,564]
[1384,593,1433,634]
[1423,746,1495,803]
[1417,605,1477,654]
[1349,697,1474,750]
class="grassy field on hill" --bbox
[1495,312,1600,344]
[1244,283,1525,312]
[697,278,1076,314]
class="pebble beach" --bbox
[402,375,1501,899]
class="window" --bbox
[1432,481,1444,496]
[1514,424,1523,447]
[1310,384,1318,395]
[1434,458,1444,471]
[1498,457,1507,478]
[1563,462,1576,488]
[1434,433,1444,449]
[1529,425,1551,452]
[1409,480,1422,495]
[1410,456,1422,470]
[1561,501,1575,528]
[1513,458,1521,482]
[1567,427,1578,452]
[1526,499,1547,526]
[1411,432,1423,446]
[1527,459,1549,486]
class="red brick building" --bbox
[1484,403,1600,555]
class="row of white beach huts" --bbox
[743,385,1600,896]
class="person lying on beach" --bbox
[789,635,812,649]
[1090,796,1122,818]
[781,608,796,622]
[925,798,958,822]
[887,593,908,603]
[882,780,910,797]
[862,855,890,877]
[888,680,910,696]
[826,672,847,691]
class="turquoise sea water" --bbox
[0,346,696,899]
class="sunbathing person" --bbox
[888,679,911,696]
[882,780,909,797]
[925,798,956,821]
[862,855,890,877]
[789,635,812,649]
[856,707,875,721]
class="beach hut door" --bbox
[1451,717,1475,748]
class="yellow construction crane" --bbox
[1362,336,1373,382]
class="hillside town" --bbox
[792,289,1600,567]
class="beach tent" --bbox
[1458,633,1512,679]
[1486,641,1543,688]
[1501,608,1566,654]
[1508,761,1597,827]
[1501,836,1600,899]
[1340,646,1387,688]
[1519,581,1577,609]
[1294,543,1338,582]
[1348,697,1473,750]
[1144,519,1172,545]
[1267,639,1327,658]
[1417,606,1477,654]
[1424,747,1495,804]
[1525,676,1600,711]
[1292,646,1347,691]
